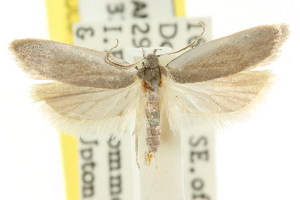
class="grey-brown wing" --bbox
[10,39,136,89]
[166,24,288,83]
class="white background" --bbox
[0,0,299,200]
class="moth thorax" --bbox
[138,53,161,90]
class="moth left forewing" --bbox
[165,24,288,84]
[33,80,143,139]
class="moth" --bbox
[10,24,288,165]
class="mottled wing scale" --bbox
[10,39,136,89]
[166,24,288,83]
[10,39,141,139]
[162,24,288,120]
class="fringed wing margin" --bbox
[32,80,143,140]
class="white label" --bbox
[73,6,215,199]
[79,135,136,200]
[79,0,175,22]
[184,129,216,200]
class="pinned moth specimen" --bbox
[10,24,288,165]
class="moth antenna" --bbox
[105,39,144,70]
[157,23,206,57]
[105,39,124,69]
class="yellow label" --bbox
[46,0,79,44]
[45,0,80,199]
[174,0,186,16]
[45,0,185,200]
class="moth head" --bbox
[144,53,160,69]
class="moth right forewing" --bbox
[10,39,137,89]
[166,24,288,84]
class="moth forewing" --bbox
[166,24,288,84]
[10,39,137,89]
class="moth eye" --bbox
[142,62,145,66]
